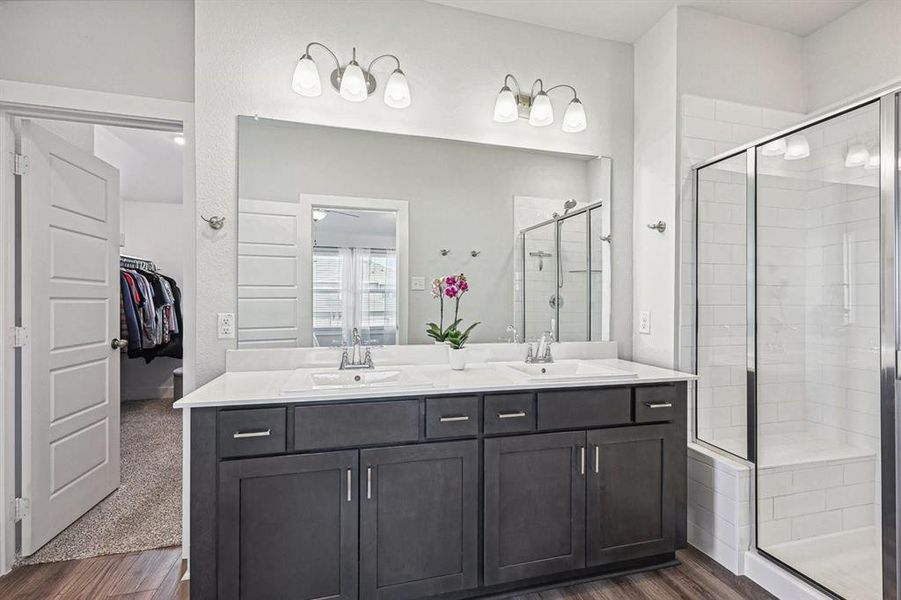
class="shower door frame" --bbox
[519,199,604,342]
[691,84,901,600]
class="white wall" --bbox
[677,8,807,114]
[631,9,678,368]
[0,0,194,102]
[194,0,635,384]
[804,0,901,112]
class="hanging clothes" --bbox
[119,262,183,364]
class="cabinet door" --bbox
[484,431,586,585]
[360,440,478,600]
[219,451,358,600]
[586,424,674,565]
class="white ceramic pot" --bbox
[448,347,468,370]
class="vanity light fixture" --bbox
[292,42,411,108]
[493,74,587,133]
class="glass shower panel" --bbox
[557,212,589,341]
[695,154,748,459]
[755,101,881,600]
[589,206,608,340]
[522,222,557,340]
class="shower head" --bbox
[563,199,577,215]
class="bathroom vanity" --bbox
[177,356,694,600]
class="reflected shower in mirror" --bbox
[237,116,612,348]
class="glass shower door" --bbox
[755,101,882,600]
[522,222,557,340]
[556,212,589,342]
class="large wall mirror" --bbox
[237,116,612,348]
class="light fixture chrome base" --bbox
[330,68,377,95]
[515,94,532,120]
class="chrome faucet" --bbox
[525,330,554,364]
[339,328,374,370]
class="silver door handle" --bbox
[366,467,372,500]
[232,429,271,439]
[110,338,128,350]
[579,446,586,476]
[347,468,352,502]
[594,445,599,473]
[644,402,673,409]
[497,411,526,419]
[439,415,470,422]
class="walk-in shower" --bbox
[690,89,900,600]
[518,201,609,342]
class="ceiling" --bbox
[94,125,183,204]
[426,0,867,43]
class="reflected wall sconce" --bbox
[292,42,411,108]
[493,74,586,133]
[760,135,810,161]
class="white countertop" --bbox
[173,358,696,409]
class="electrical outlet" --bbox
[218,312,236,339]
[639,311,651,334]
[411,276,425,291]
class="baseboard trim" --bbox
[743,550,831,600]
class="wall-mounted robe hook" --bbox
[202,215,226,230]
[470,250,481,257]
[647,221,666,233]
[440,248,450,256]
[600,234,612,243]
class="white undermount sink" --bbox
[502,359,637,382]
[281,366,434,395]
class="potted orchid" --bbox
[426,274,479,369]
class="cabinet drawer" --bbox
[484,393,535,434]
[294,400,420,450]
[537,388,631,430]
[634,386,676,423]
[218,407,287,458]
[426,396,479,439]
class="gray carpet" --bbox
[19,397,182,565]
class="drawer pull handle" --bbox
[439,415,470,423]
[367,467,372,500]
[644,402,673,409]
[497,411,527,419]
[233,429,271,439]
[346,468,352,502]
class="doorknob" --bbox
[110,338,128,350]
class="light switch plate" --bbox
[639,311,651,334]
[218,313,236,339]
[411,276,425,291]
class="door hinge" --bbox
[12,326,28,348]
[13,497,29,522]
[12,153,28,176]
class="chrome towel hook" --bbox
[202,215,226,230]
[647,221,666,233]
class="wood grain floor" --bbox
[0,545,774,600]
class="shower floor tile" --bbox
[764,526,880,600]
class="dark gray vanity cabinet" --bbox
[360,440,479,600]
[217,450,359,600]
[191,381,689,600]
[586,424,674,566]
[483,431,587,585]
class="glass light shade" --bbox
[339,62,368,102]
[172,133,186,146]
[493,87,518,123]
[292,55,322,97]
[844,143,870,168]
[783,135,810,160]
[760,138,786,157]
[865,148,880,170]
[312,209,328,222]
[384,69,411,109]
[561,99,587,133]
[528,92,554,127]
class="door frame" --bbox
[0,78,195,575]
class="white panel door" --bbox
[19,121,121,555]
[237,197,302,348]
